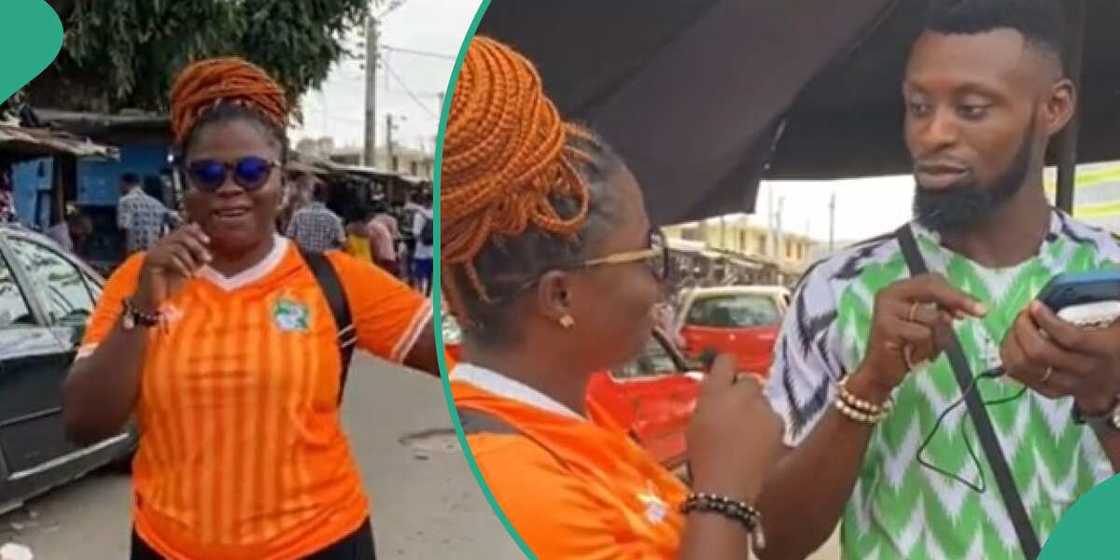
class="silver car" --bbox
[0,224,136,515]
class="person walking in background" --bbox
[343,207,375,263]
[278,170,316,233]
[0,169,14,224]
[62,57,440,560]
[410,194,434,296]
[371,205,400,245]
[366,210,400,276]
[144,175,182,236]
[371,204,402,277]
[45,198,74,253]
[286,182,345,252]
[401,195,423,285]
[66,204,94,258]
[118,172,175,254]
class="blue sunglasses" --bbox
[183,156,280,192]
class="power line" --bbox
[373,0,409,19]
[382,45,455,60]
[382,59,437,119]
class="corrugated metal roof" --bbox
[0,126,119,160]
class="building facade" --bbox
[663,216,820,274]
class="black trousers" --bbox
[130,518,376,560]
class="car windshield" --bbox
[612,335,678,379]
[686,293,781,328]
[442,313,463,344]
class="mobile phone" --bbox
[1036,271,1120,328]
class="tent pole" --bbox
[1055,0,1086,213]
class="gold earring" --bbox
[559,315,575,329]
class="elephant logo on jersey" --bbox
[272,298,310,332]
[637,482,669,524]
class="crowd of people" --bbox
[99,154,436,293]
[278,173,435,295]
[2,130,432,299]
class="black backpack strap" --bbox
[457,408,520,435]
[895,225,1041,559]
[301,249,357,404]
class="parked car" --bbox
[674,285,791,376]
[0,224,136,514]
[441,310,464,364]
[442,313,700,467]
[586,329,700,468]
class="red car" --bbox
[586,330,700,468]
[442,315,700,467]
[674,286,790,376]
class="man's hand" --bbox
[849,273,986,401]
[1001,301,1120,415]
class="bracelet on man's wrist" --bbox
[1073,395,1120,430]
[834,374,894,425]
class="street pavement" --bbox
[0,352,843,560]
[0,354,522,559]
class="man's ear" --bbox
[1043,77,1076,137]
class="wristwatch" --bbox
[1073,395,1120,430]
[122,297,161,331]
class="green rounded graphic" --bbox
[0,0,63,104]
[432,0,540,558]
[1039,473,1120,558]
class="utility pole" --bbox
[363,15,380,167]
[719,215,727,250]
[828,191,837,252]
[767,184,776,259]
[776,196,785,261]
[386,113,395,170]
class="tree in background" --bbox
[30,0,369,114]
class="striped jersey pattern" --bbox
[80,237,431,559]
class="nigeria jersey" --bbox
[765,210,1119,559]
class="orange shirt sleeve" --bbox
[470,434,672,560]
[327,251,432,363]
[78,253,144,358]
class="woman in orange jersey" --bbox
[442,37,783,559]
[61,58,438,560]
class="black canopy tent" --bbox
[478,0,1103,225]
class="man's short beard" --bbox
[912,122,1036,234]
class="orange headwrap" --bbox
[441,36,594,301]
[169,57,288,145]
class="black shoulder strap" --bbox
[895,225,1041,559]
[457,408,520,435]
[301,249,357,404]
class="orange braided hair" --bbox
[169,57,288,145]
[441,36,594,301]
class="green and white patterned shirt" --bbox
[765,210,1119,559]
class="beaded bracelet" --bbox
[837,374,894,413]
[123,297,163,328]
[833,397,889,425]
[680,492,766,549]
